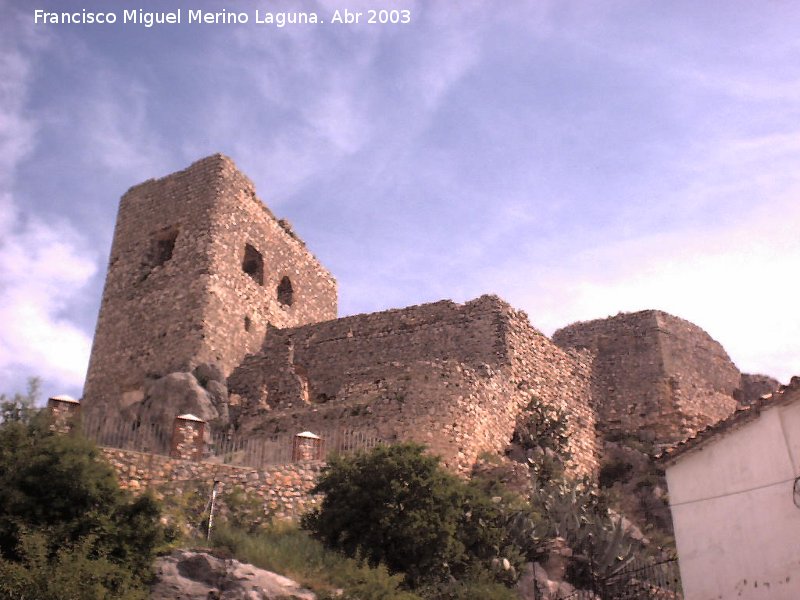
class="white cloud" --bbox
[0,8,96,395]
[0,215,97,391]
[84,82,168,176]
[500,194,800,383]
[210,2,486,202]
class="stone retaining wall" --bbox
[101,447,323,520]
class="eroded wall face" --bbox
[654,312,739,436]
[193,157,336,374]
[83,155,336,415]
[83,157,220,414]
[230,296,510,410]
[553,310,739,444]
[504,306,598,477]
[229,296,598,477]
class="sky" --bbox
[1,0,799,401]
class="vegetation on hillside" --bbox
[0,379,654,599]
[0,383,163,600]
[302,443,523,597]
[300,396,649,596]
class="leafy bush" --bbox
[220,485,272,533]
[0,532,146,600]
[511,395,572,482]
[156,480,272,543]
[0,408,163,594]
[302,443,520,587]
[0,377,40,424]
[416,578,518,600]
[527,476,640,588]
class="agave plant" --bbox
[529,474,639,588]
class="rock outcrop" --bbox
[123,364,231,435]
[150,550,316,600]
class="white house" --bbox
[661,377,800,600]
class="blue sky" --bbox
[1,0,799,400]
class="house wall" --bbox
[666,395,800,599]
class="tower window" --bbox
[244,316,252,331]
[278,276,294,306]
[149,226,179,267]
[242,244,264,286]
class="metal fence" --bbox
[80,413,388,468]
[601,556,682,599]
[556,557,682,600]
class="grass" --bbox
[209,523,421,600]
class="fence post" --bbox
[207,480,220,541]
[170,414,206,460]
[292,431,322,461]
[47,395,80,433]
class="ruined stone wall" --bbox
[735,373,781,405]
[230,295,598,477]
[654,312,740,433]
[198,156,336,375]
[504,306,598,475]
[230,295,509,409]
[553,310,739,444]
[101,447,322,520]
[83,154,336,417]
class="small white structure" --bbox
[662,377,800,600]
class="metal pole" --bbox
[207,480,220,541]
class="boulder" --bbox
[150,550,316,600]
[206,379,230,423]
[193,362,226,387]
[142,372,219,424]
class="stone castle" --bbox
[82,154,778,477]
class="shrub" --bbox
[156,480,272,543]
[0,532,147,600]
[302,443,519,587]
[511,395,572,482]
[0,377,40,424]
[0,409,163,593]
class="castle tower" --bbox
[82,154,337,414]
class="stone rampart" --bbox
[230,295,598,477]
[735,373,781,405]
[553,310,739,444]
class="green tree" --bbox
[302,443,519,588]
[0,409,163,595]
[0,377,41,424]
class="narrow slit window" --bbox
[242,244,264,286]
[277,276,294,306]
